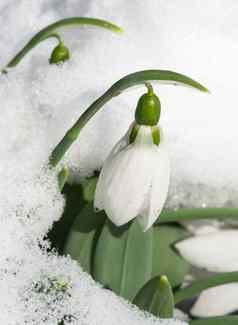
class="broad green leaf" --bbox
[133,275,174,318]
[190,316,238,325]
[81,176,98,202]
[93,219,153,301]
[48,183,85,253]
[152,224,190,287]
[63,203,106,273]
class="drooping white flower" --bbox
[190,283,238,317]
[94,84,170,231]
[175,229,238,317]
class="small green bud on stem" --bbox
[3,17,122,72]
[49,42,70,65]
[135,83,161,126]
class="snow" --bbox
[1,244,187,324]
[0,0,237,323]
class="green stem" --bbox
[49,69,208,167]
[159,207,238,224]
[174,271,238,304]
[4,17,122,70]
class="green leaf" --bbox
[93,219,153,301]
[48,183,85,253]
[49,69,208,167]
[81,176,98,202]
[152,224,190,287]
[174,271,238,304]
[58,167,69,192]
[190,316,238,325]
[159,208,238,224]
[133,275,174,318]
[63,203,106,273]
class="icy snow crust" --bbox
[0,0,237,323]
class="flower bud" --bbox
[49,43,70,65]
[135,84,161,126]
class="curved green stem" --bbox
[49,69,208,167]
[4,17,122,70]
[1,33,62,74]
[159,207,238,224]
[174,271,238,304]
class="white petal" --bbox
[95,125,169,227]
[94,174,106,211]
[138,136,170,231]
[133,125,154,145]
[94,131,129,211]
[180,220,221,235]
[103,144,157,226]
[175,230,238,272]
[191,283,238,317]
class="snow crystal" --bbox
[0,0,237,323]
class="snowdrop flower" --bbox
[94,84,170,231]
[176,229,238,317]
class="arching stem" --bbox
[3,17,122,71]
[49,69,208,167]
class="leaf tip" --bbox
[115,26,123,33]
[202,86,210,93]
[160,275,169,286]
